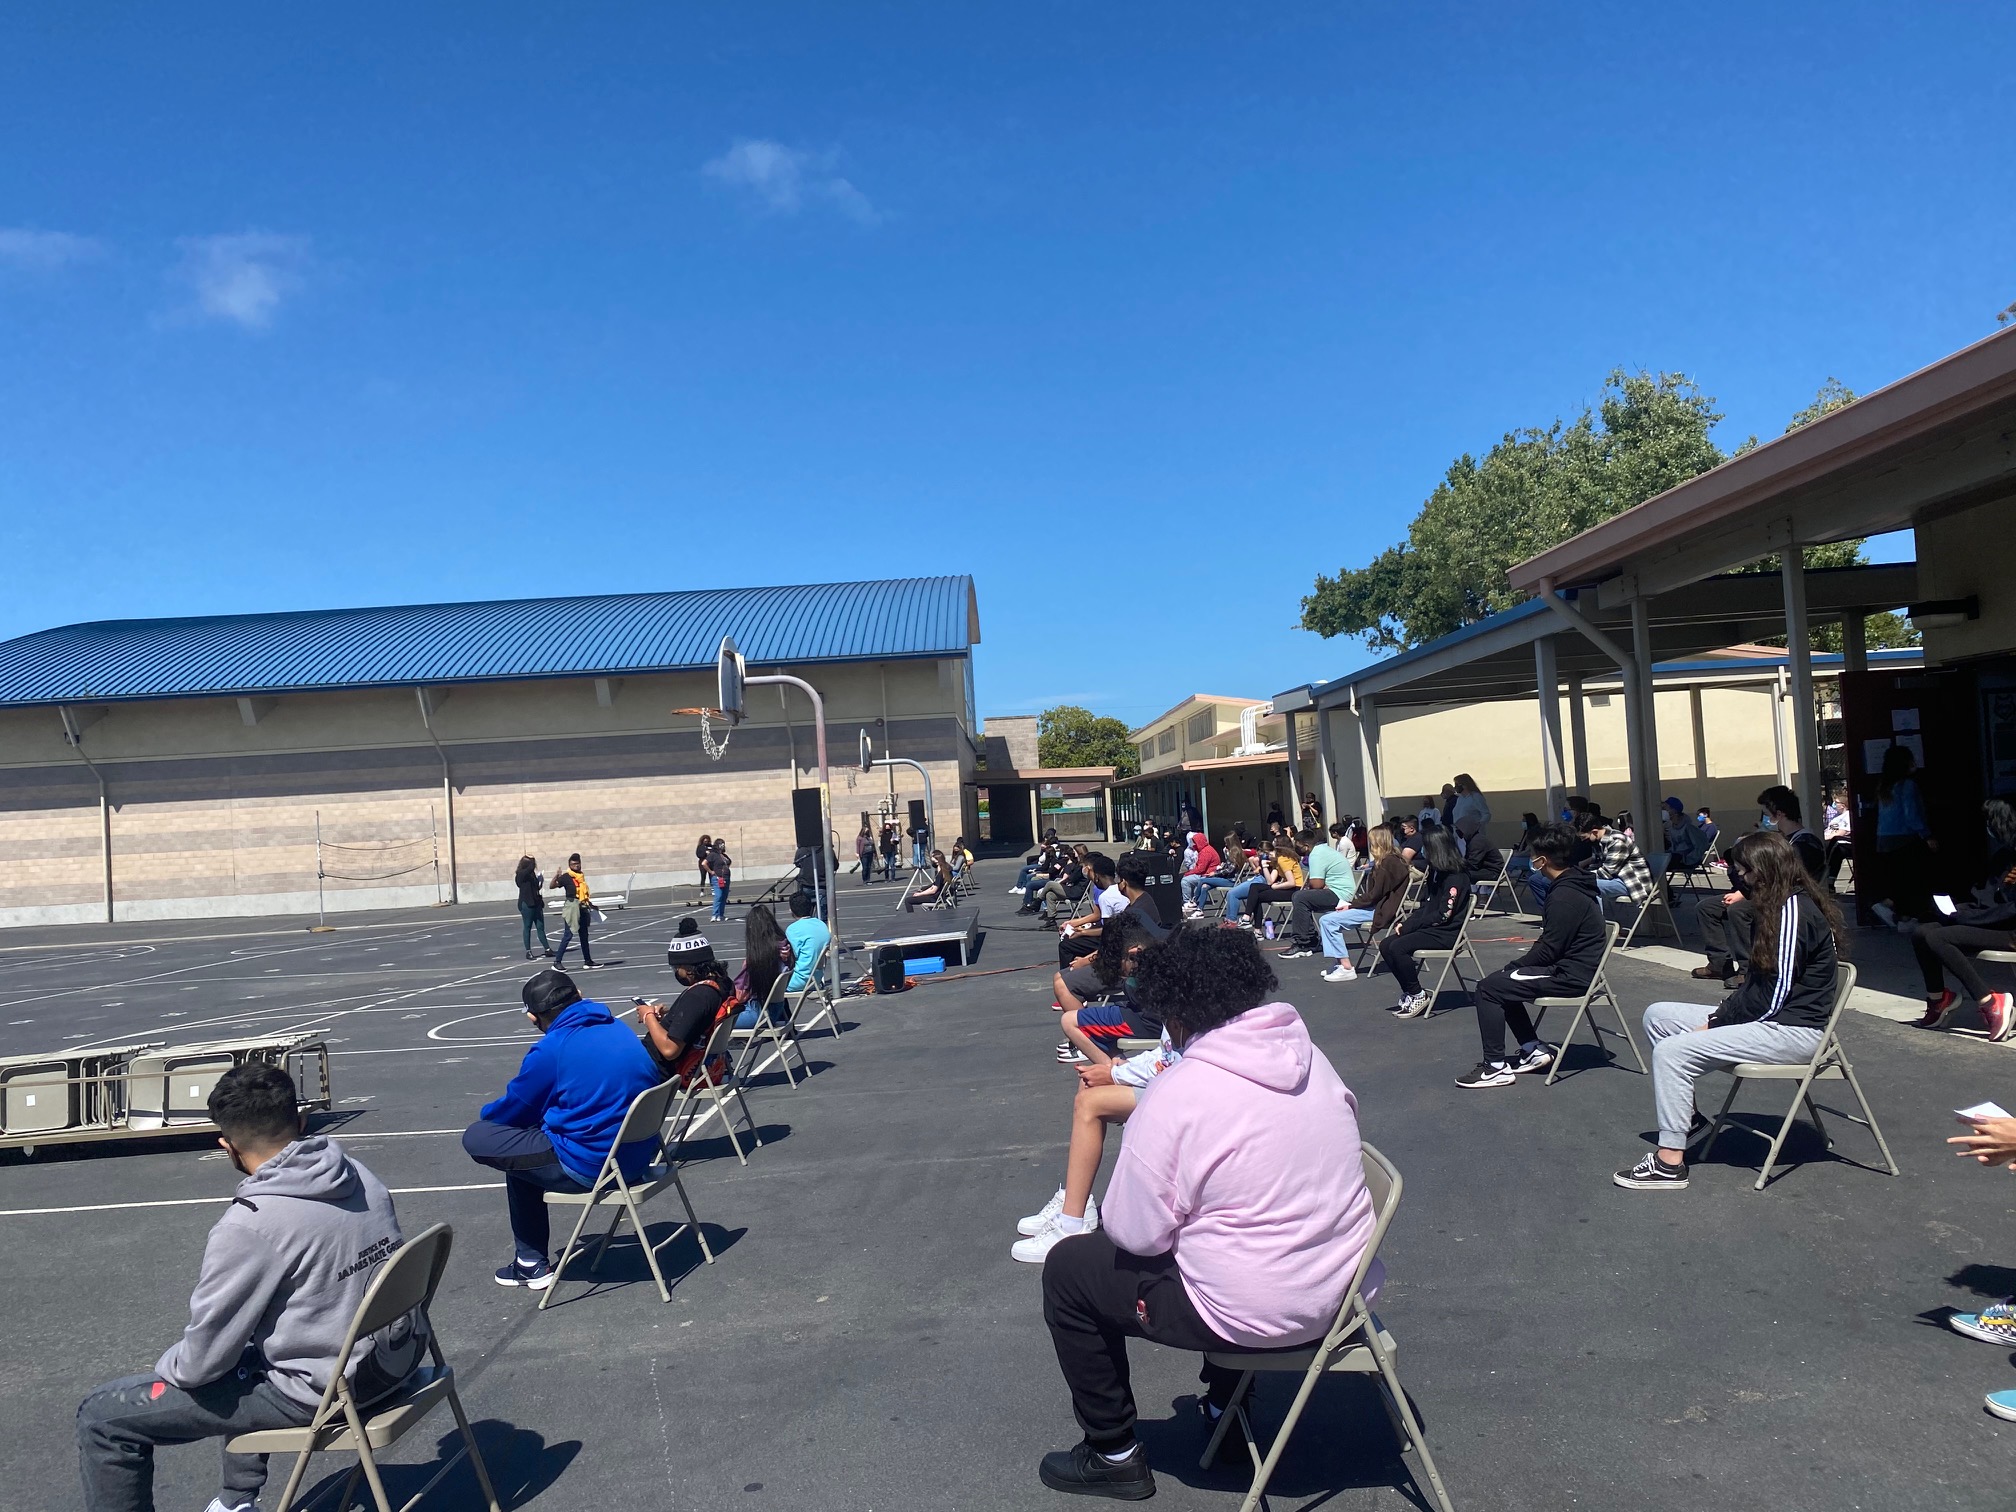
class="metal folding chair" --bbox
[1532,923,1643,1083]
[1691,963,1901,1191]
[540,1078,714,1308]
[1196,1143,1456,1512]
[668,1012,762,1164]
[1470,858,1518,918]
[789,942,844,1039]
[1614,854,1679,949]
[732,970,812,1088]
[1408,909,1488,1014]
[226,1223,503,1512]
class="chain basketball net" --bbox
[699,708,732,761]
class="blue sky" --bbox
[2,4,2010,727]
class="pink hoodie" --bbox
[1101,1001,1381,1348]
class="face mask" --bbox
[1123,974,1138,994]
[1758,813,1776,830]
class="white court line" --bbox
[329,1128,465,1139]
[0,1182,502,1218]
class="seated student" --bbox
[645,924,741,1082]
[1823,802,1854,886]
[1662,796,1708,874]
[1224,842,1301,929]
[1505,813,1543,880]
[1756,785,1825,879]
[1021,842,1072,914]
[1908,797,2016,1037]
[735,903,788,1022]
[1276,822,1359,959]
[1392,813,1424,869]
[76,1065,424,1512]
[1181,832,1243,915]
[1526,807,1650,912]
[1614,830,1848,1190]
[783,888,833,995]
[1696,806,1718,850]
[904,849,957,911]
[1456,823,1607,1087]
[1318,823,1409,983]
[1058,923,1161,1065]
[1034,925,1381,1499]
[1378,829,1475,1018]
[1058,854,1124,970]
[463,969,662,1289]
[1013,1024,1183,1263]
[1691,845,1759,986]
[1040,852,1090,924]
[1052,856,1168,1022]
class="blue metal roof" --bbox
[0,577,979,708]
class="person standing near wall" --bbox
[1873,745,1937,927]
[694,834,713,899]
[514,855,552,961]
[706,839,733,922]
[856,824,877,884]
[553,853,600,970]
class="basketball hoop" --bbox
[673,635,747,763]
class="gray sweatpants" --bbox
[1642,1001,1822,1151]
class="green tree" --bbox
[1038,705,1140,777]
[1735,381,1918,650]
[1300,370,1726,651]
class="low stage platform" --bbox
[849,906,981,968]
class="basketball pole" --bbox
[746,673,839,936]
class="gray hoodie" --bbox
[155,1136,424,1411]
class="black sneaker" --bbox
[1276,946,1316,960]
[1454,1061,1516,1089]
[1037,1441,1155,1500]
[1613,1152,1689,1190]
[493,1258,555,1290]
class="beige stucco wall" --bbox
[0,657,976,928]
[1917,495,2016,667]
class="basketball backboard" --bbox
[859,728,874,774]
[717,635,746,725]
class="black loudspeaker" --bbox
[873,943,907,994]
[907,799,928,834]
[792,787,825,849]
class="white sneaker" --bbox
[202,1500,257,1512]
[1018,1186,1066,1236]
[1011,1202,1099,1263]
[1871,901,1897,929]
[1321,964,1358,983]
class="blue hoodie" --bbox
[481,998,661,1182]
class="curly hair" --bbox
[1129,922,1278,1040]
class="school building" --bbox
[0,577,983,928]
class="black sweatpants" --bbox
[1909,921,2016,1000]
[1379,922,1460,995]
[1473,968,1556,1063]
[1696,895,1757,976]
[1059,931,1101,972]
[1286,885,1337,948]
[1041,1230,1251,1450]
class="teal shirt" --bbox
[1306,843,1357,902]
[785,916,831,991]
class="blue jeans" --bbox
[912,842,927,868]
[1183,875,1233,909]
[1529,871,1628,909]
[1319,907,1376,958]
[553,910,594,968]
[1597,876,1629,902]
[1221,877,1261,922]
[462,1119,594,1264]
[1015,865,1040,891]
[710,877,729,920]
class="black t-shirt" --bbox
[1120,890,1169,940]
[646,980,728,1076]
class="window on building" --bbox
[1186,709,1215,744]
[1138,741,1156,767]
[1157,727,1177,754]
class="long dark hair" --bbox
[1878,744,1917,800]
[1729,831,1847,974]
[1420,828,1466,878]
[745,903,787,1004]
[514,855,538,887]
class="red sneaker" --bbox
[1984,993,2015,1043]
[1917,990,1960,1029]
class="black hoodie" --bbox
[1710,892,1839,1029]
[1505,868,1607,996]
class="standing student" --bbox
[1614,831,1848,1190]
[1378,829,1473,1019]
[515,855,552,961]
[1908,798,2016,1038]
[1457,824,1607,1087]
[552,853,600,970]
[706,839,732,922]
[880,822,901,881]
[1276,823,1357,958]
[855,824,877,884]
[694,834,714,895]
[909,813,931,870]
[1873,744,1936,925]
[1451,774,1492,849]
[75,1065,424,1512]
[1299,792,1322,833]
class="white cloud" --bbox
[0,228,104,272]
[171,232,311,330]
[703,139,880,225]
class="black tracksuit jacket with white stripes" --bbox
[1708,892,1838,1029]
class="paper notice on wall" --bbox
[1891,708,1921,733]
[1899,734,1926,767]
[1863,738,1893,775]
